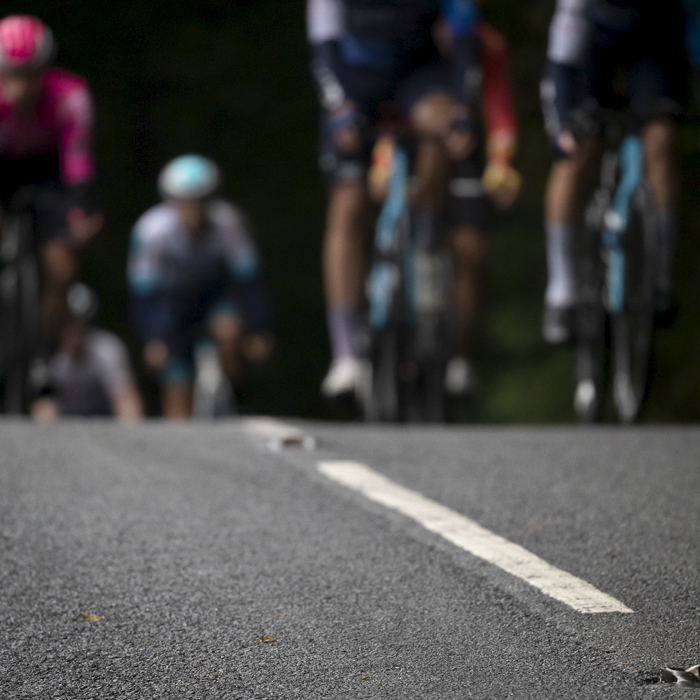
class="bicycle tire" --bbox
[610,185,655,423]
[365,329,400,422]
[0,213,40,414]
[574,220,606,422]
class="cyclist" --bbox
[307,0,520,399]
[30,283,143,421]
[540,0,686,343]
[127,155,273,420]
[0,15,103,341]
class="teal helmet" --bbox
[158,154,220,200]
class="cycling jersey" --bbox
[128,199,270,345]
[48,328,132,416]
[0,68,94,200]
[542,0,686,153]
[308,0,480,110]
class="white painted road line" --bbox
[318,460,634,614]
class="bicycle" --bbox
[574,115,656,423]
[362,132,451,423]
[0,188,42,414]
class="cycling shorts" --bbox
[0,153,73,243]
[542,2,686,159]
[448,152,491,231]
[319,59,454,187]
[160,283,241,387]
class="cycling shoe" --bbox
[321,356,370,401]
[444,356,478,396]
[542,305,575,345]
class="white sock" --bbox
[326,306,359,360]
[544,223,576,308]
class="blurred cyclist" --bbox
[308,0,519,400]
[540,0,686,343]
[0,15,103,340]
[31,283,143,422]
[127,155,273,420]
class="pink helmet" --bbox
[0,15,56,74]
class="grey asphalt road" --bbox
[0,419,698,699]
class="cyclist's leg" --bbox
[642,117,678,313]
[319,103,373,397]
[162,384,193,420]
[40,239,76,340]
[159,350,195,420]
[540,9,607,342]
[449,224,487,392]
[33,184,79,341]
[627,45,683,313]
[208,310,245,383]
[409,92,453,210]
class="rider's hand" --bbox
[556,130,578,157]
[331,101,362,153]
[67,207,104,247]
[243,333,275,364]
[483,162,521,210]
[144,339,169,371]
[444,105,476,161]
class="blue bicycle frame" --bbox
[368,144,417,329]
[602,135,643,314]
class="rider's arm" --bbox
[541,0,593,153]
[479,23,517,167]
[57,81,97,207]
[53,76,103,242]
[126,222,173,344]
[218,205,273,335]
[478,23,520,205]
[307,0,347,111]
[441,0,481,112]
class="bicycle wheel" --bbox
[365,329,400,422]
[413,311,447,423]
[0,214,40,414]
[574,222,606,422]
[611,185,655,423]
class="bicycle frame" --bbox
[602,135,643,315]
[368,143,414,331]
[576,125,655,423]
[364,135,450,423]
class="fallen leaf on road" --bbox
[75,613,103,622]
[260,636,276,643]
[360,675,368,680]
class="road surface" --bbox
[1,418,698,698]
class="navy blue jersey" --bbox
[307,0,480,108]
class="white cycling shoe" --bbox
[321,356,370,400]
[444,356,478,396]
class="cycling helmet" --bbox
[67,282,98,322]
[0,15,56,74]
[158,154,220,200]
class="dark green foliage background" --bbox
[10,0,700,420]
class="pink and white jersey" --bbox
[0,67,95,185]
